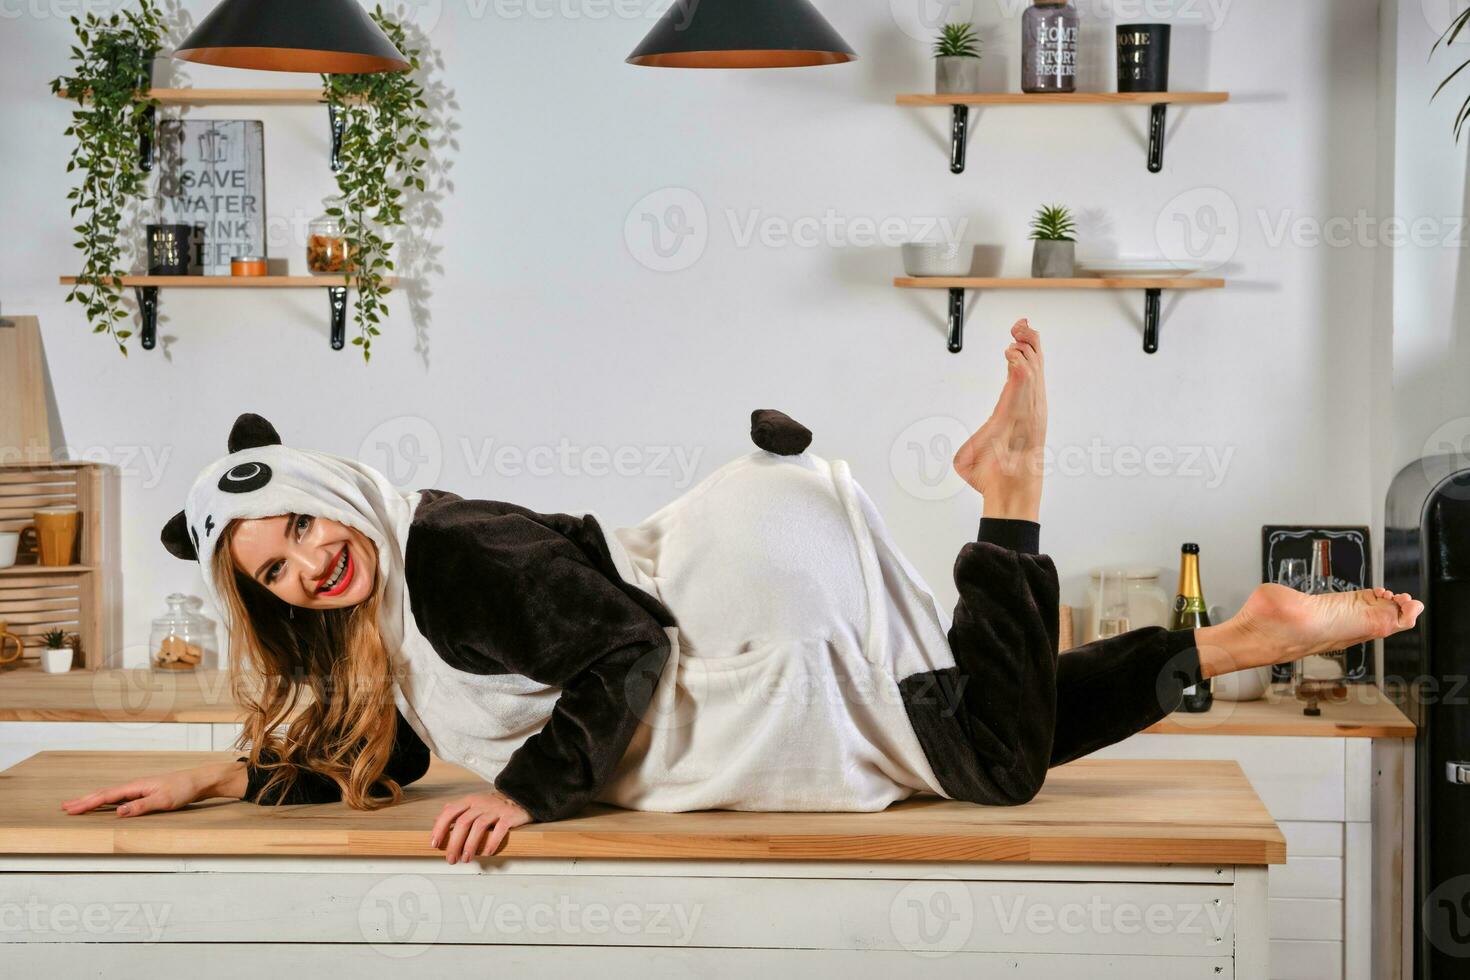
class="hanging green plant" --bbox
[51,0,164,356]
[322,6,431,363]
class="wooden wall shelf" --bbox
[0,464,119,670]
[896,91,1230,174]
[58,277,399,351]
[894,276,1225,354]
[57,87,331,106]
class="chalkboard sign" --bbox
[155,120,266,275]
[1262,525,1373,681]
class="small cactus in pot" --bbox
[934,23,983,95]
[40,628,73,673]
[1029,204,1077,278]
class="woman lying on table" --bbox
[63,321,1423,865]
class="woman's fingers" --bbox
[116,792,169,817]
[457,814,494,864]
[430,800,469,850]
[61,783,149,814]
[481,820,512,858]
[442,807,480,864]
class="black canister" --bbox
[146,223,193,276]
[1116,23,1170,92]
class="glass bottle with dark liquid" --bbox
[1170,543,1212,712]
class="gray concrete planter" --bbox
[935,56,982,95]
[1031,240,1076,278]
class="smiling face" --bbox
[228,514,378,610]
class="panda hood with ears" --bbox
[160,413,417,651]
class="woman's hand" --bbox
[60,761,246,818]
[430,790,532,864]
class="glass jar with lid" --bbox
[306,196,357,275]
[149,593,214,671]
[183,595,221,669]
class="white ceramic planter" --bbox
[902,242,973,277]
[935,56,982,95]
[40,646,73,673]
[1031,240,1076,278]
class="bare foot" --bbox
[952,319,1048,521]
[1197,584,1424,677]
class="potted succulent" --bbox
[934,23,982,95]
[1029,204,1077,278]
[40,629,73,673]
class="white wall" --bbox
[1391,0,1470,476]
[0,0,1389,664]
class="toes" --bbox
[1011,319,1043,358]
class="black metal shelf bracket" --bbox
[328,286,348,350]
[127,285,353,352]
[1147,103,1167,173]
[139,104,155,173]
[134,286,158,350]
[1142,288,1163,353]
[950,106,969,174]
[938,286,1172,355]
[328,104,346,173]
[943,100,1173,174]
[947,288,965,352]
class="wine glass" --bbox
[1276,558,1309,592]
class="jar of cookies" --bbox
[150,593,208,672]
[306,196,357,275]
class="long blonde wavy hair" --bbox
[212,518,405,809]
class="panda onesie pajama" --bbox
[162,412,1205,823]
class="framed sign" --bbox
[155,120,266,275]
[1262,525,1373,681]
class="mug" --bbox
[0,530,24,569]
[33,507,81,567]
[0,619,22,666]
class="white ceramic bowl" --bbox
[902,242,973,277]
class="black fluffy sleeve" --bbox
[404,497,674,823]
[238,707,431,805]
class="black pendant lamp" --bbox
[627,0,855,69]
[175,0,409,74]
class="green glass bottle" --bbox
[1170,543,1213,712]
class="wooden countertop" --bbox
[0,751,1285,865]
[0,669,1419,737]
[1143,683,1416,738]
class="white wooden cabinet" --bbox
[0,721,212,772]
[1089,732,1413,980]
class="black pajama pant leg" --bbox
[899,518,1206,806]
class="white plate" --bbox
[1076,260,1201,278]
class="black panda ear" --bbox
[228,414,282,453]
[161,510,198,562]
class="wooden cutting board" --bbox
[0,316,52,463]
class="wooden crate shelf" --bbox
[0,463,120,670]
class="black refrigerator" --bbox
[1385,454,1470,978]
